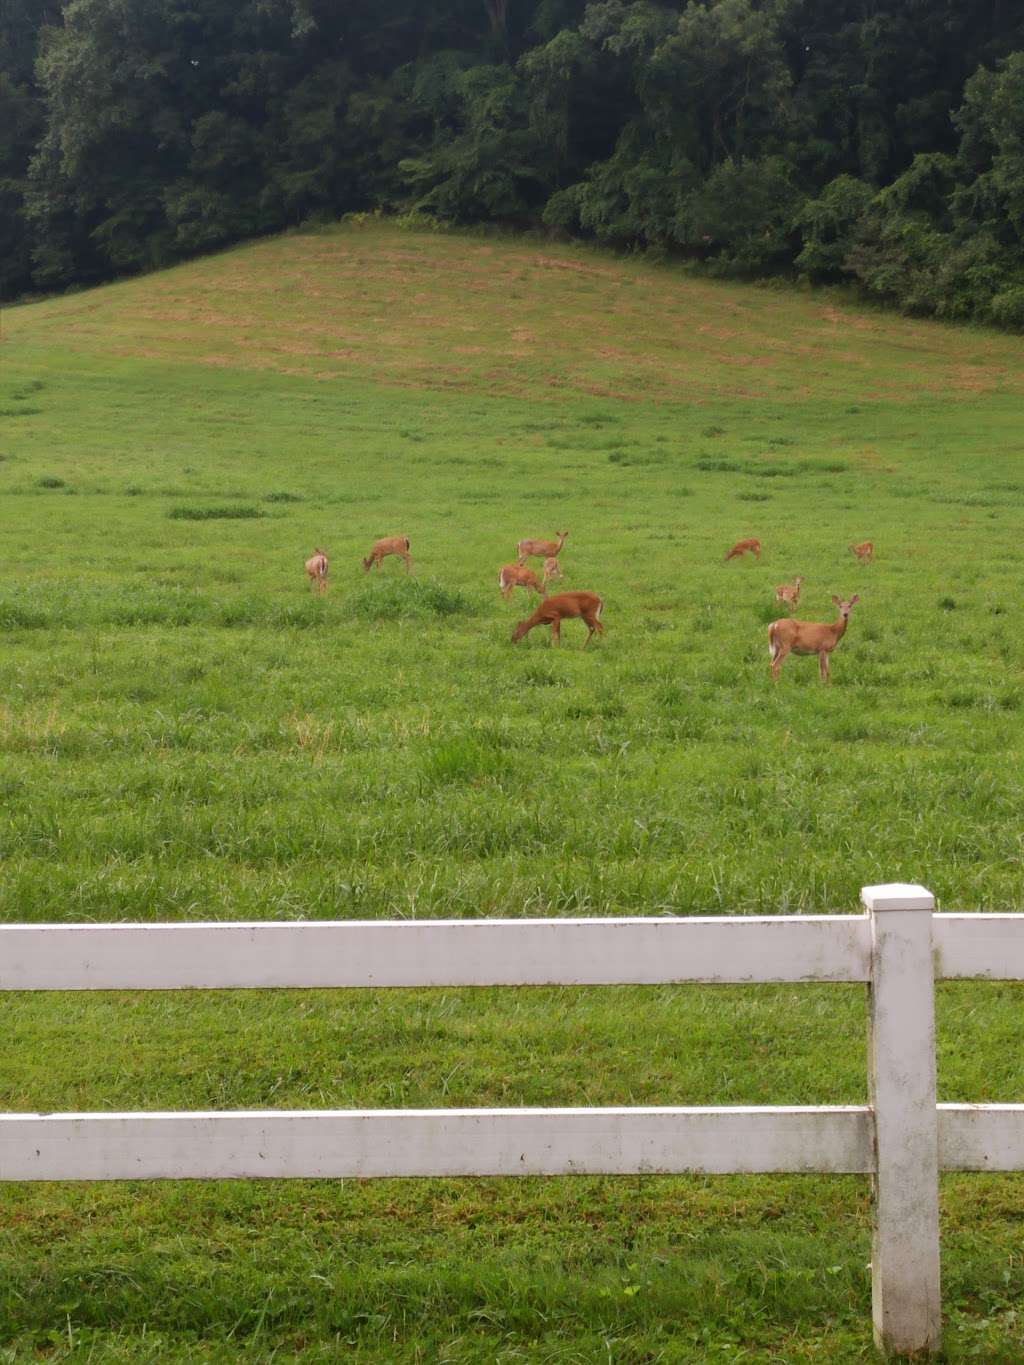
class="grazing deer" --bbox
[542,556,564,588]
[498,563,546,600]
[363,536,412,574]
[305,549,329,594]
[517,530,568,564]
[725,538,761,561]
[774,575,803,611]
[512,591,604,648]
[768,595,859,683]
[850,541,874,563]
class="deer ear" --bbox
[831,595,840,605]
[850,594,860,605]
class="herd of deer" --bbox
[304,531,873,679]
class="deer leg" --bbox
[550,620,561,646]
[819,652,830,682]
[403,555,412,574]
[770,643,789,681]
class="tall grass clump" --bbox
[347,578,473,622]
[167,505,266,521]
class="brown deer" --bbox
[774,575,803,611]
[517,530,568,564]
[542,556,564,588]
[512,591,604,648]
[363,536,412,574]
[850,541,874,563]
[498,563,545,600]
[768,595,859,682]
[725,538,761,561]
[305,549,329,594]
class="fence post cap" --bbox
[860,883,935,912]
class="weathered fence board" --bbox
[0,916,872,991]
[933,915,1024,979]
[0,1106,874,1181]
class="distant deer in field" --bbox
[725,538,761,561]
[768,595,859,682]
[517,530,568,564]
[542,556,564,588]
[305,549,329,594]
[499,563,545,600]
[363,536,412,574]
[512,591,604,648]
[774,575,803,611]
[850,541,874,563]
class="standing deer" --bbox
[517,530,568,564]
[725,538,761,561]
[363,536,412,574]
[774,575,803,611]
[850,541,874,563]
[305,549,329,594]
[542,556,564,588]
[768,595,859,682]
[498,563,545,600]
[512,591,604,648]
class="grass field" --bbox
[1,220,1024,1361]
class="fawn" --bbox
[850,541,874,563]
[774,576,803,611]
[305,549,329,594]
[499,563,545,600]
[517,530,568,564]
[725,538,761,561]
[363,536,412,573]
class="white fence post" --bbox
[862,883,941,1357]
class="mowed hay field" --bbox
[2,221,1024,1362]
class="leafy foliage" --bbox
[4,0,1024,323]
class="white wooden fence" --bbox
[2,882,1023,1357]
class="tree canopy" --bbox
[4,0,1024,325]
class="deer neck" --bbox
[832,614,849,642]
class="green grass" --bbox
[0,221,1023,1360]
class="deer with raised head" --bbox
[363,535,412,574]
[774,575,803,611]
[850,541,874,563]
[517,530,568,564]
[512,591,604,648]
[498,563,545,601]
[725,538,761,561]
[768,595,859,682]
[305,549,329,594]
[542,556,564,588]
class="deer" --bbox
[774,575,803,611]
[516,530,568,564]
[850,541,874,563]
[768,595,859,683]
[304,549,329,594]
[725,538,761,561]
[363,536,412,574]
[542,556,564,588]
[498,563,546,600]
[512,591,604,648]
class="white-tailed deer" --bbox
[517,530,568,564]
[542,556,564,587]
[850,541,874,563]
[774,575,803,611]
[768,595,859,682]
[498,563,545,600]
[725,538,761,561]
[363,536,412,574]
[512,591,604,648]
[305,549,329,594]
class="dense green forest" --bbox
[3,0,1024,324]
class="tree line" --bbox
[4,0,1024,327]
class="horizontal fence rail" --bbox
[2,885,1022,1357]
[0,915,874,990]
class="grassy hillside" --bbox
[1,222,1023,1361]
